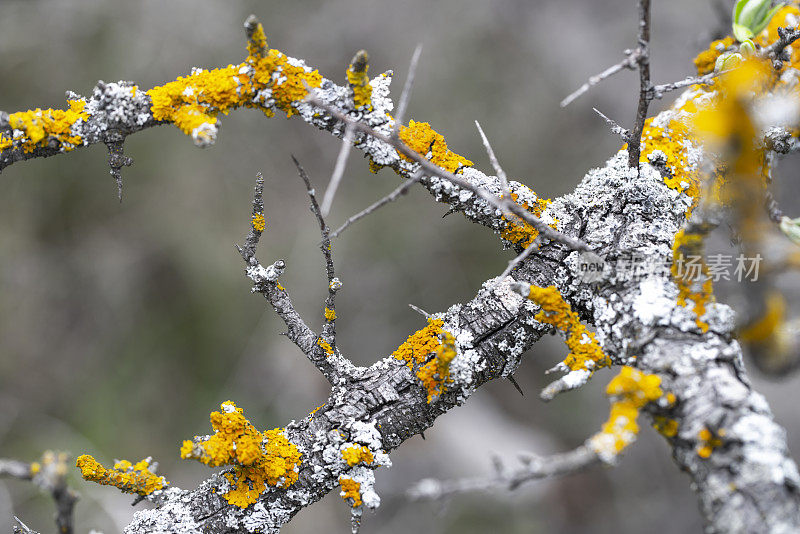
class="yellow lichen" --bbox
[346,50,372,110]
[339,476,362,507]
[392,318,457,402]
[499,192,553,247]
[526,285,611,374]
[317,337,334,357]
[76,454,167,496]
[2,99,88,154]
[29,462,41,475]
[697,427,725,458]
[590,366,664,456]
[693,36,736,75]
[251,213,266,232]
[652,416,679,438]
[341,445,374,467]
[181,401,302,508]
[146,20,322,139]
[740,291,786,343]
[672,227,714,333]
[324,307,337,321]
[398,120,473,174]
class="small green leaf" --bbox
[780,216,800,246]
[734,22,755,42]
[716,52,744,71]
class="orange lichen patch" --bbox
[590,366,664,457]
[672,228,714,333]
[317,337,334,357]
[392,318,457,402]
[341,445,374,467]
[346,50,372,110]
[1,99,88,154]
[324,307,337,321]
[693,37,736,75]
[309,404,325,417]
[652,416,679,438]
[339,476,362,507]
[76,455,167,496]
[415,331,457,402]
[740,291,786,343]
[697,427,725,458]
[500,192,552,248]
[526,285,611,374]
[636,116,701,206]
[251,213,266,232]
[180,401,301,508]
[146,20,322,140]
[398,120,473,174]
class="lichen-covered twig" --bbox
[592,107,630,140]
[304,92,594,255]
[237,173,347,384]
[292,157,339,349]
[1,452,78,534]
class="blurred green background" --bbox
[2,0,799,533]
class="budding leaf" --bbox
[780,216,800,246]
[733,0,785,42]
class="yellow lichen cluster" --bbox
[317,337,334,357]
[251,213,266,232]
[415,331,457,402]
[0,99,88,154]
[339,476,362,507]
[672,227,715,333]
[341,445,374,467]
[324,307,337,321]
[526,285,611,374]
[590,366,664,456]
[346,50,373,110]
[652,415,679,438]
[398,120,474,174]
[500,192,553,248]
[392,318,457,402]
[30,451,68,478]
[697,427,725,458]
[180,401,302,508]
[693,36,736,75]
[76,455,167,496]
[147,20,322,139]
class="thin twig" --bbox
[592,107,630,140]
[321,124,354,217]
[237,173,341,385]
[393,44,423,135]
[500,236,542,280]
[408,303,432,318]
[560,49,642,108]
[761,25,800,61]
[475,120,511,198]
[627,0,652,171]
[292,156,338,347]
[304,93,594,255]
[407,445,600,500]
[330,171,423,239]
[651,70,722,98]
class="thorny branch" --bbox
[3,9,800,534]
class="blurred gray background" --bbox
[2,0,799,532]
